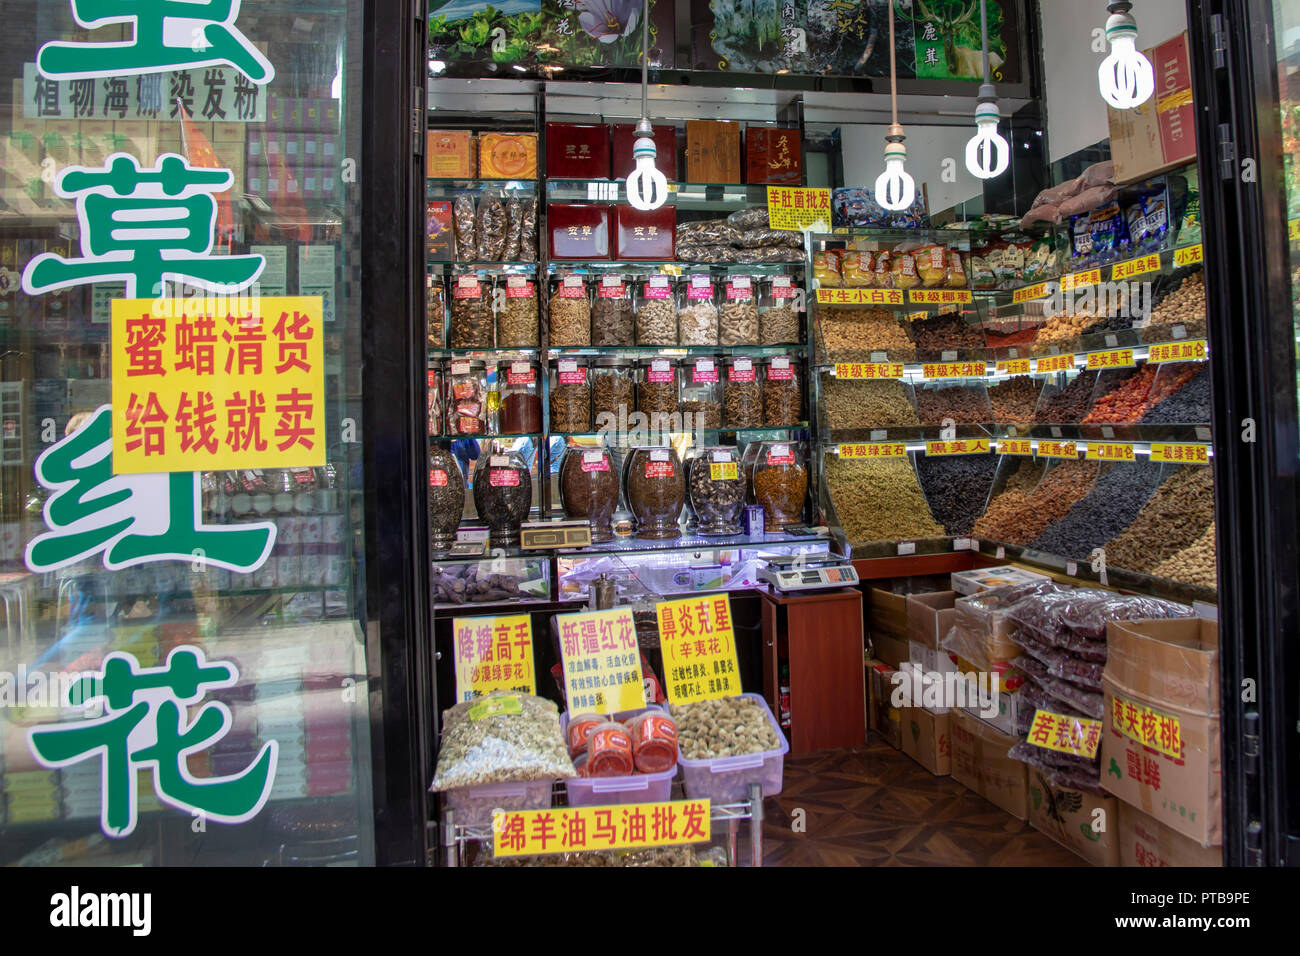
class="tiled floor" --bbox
[758,736,1083,866]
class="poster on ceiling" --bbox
[428,0,676,69]
[690,0,1019,83]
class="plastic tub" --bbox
[559,706,677,806]
[672,693,789,804]
[441,779,553,828]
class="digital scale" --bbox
[758,553,860,593]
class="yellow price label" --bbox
[657,594,741,705]
[838,442,908,459]
[1148,442,1211,464]
[1034,353,1076,374]
[1027,709,1102,759]
[1173,243,1204,268]
[1290,220,1300,242]
[1111,253,1163,281]
[834,362,905,379]
[906,289,974,305]
[921,361,987,380]
[817,288,906,306]
[1061,268,1102,291]
[1086,441,1136,462]
[709,461,738,481]
[452,614,537,703]
[1085,348,1136,370]
[1012,282,1049,304]
[925,438,991,456]
[996,359,1032,375]
[1110,692,1183,759]
[997,439,1033,456]
[767,186,832,232]
[1037,441,1078,459]
[1147,339,1207,363]
[555,607,646,715]
[493,800,712,858]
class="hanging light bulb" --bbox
[964,0,1009,180]
[1098,1,1154,110]
[876,127,914,212]
[626,119,668,211]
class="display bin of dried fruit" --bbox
[814,372,922,441]
[987,375,1044,437]
[1028,370,1101,439]
[913,381,995,431]
[812,305,916,365]
[816,447,952,560]
[903,309,988,362]
[916,452,999,537]
[1140,267,1207,344]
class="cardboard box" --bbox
[1106,31,1196,185]
[959,670,1022,737]
[1118,803,1222,867]
[950,566,1051,596]
[1101,617,1221,847]
[1027,775,1119,866]
[426,129,475,178]
[867,662,902,749]
[906,590,957,650]
[870,633,908,669]
[900,707,950,776]
[951,711,1029,819]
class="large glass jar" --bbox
[427,362,445,436]
[760,275,802,345]
[427,444,466,551]
[762,355,802,426]
[636,274,677,345]
[497,359,541,434]
[624,446,685,540]
[751,441,807,530]
[549,357,591,433]
[497,273,539,347]
[473,450,532,546]
[719,275,760,346]
[449,272,494,348]
[549,273,591,347]
[637,357,680,424]
[592,273,635,346]
[448,359,488,436]
[681,355,723,431]
[427,274,447,348]
[591,357,635,427]
[559,444,619,542]
[688,446,745,535]
[724,356,763,428]
[678,274,719,345]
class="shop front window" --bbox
[1276,0,1300,449]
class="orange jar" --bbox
[628,712,679,773]
[567,713,603,758]
[586,722,634,777]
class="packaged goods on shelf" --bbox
[988,376,1042,424]
[625,446,686,540]
[545,122,611,179]
[427,129,475,178]
[550,358,592,433]
[477,132,537,180]
[473,451,533,546]
[752,441,807,530]
[611,123,677,181]
[685,119,741,183]
[820,376,918,430]
[905,312,986,357]
[914,383,993,425]
[917,454,998,536]
[430,691,576,792]
[518,199,538,263]
[1103,466,1215,576]
[549,274,592,347]
[1029,461,1166,560]
[815,307,915,362]
[559,446,618,542]
[548,203,612,260]
[1033,371,1099,423]
[678,276,720,345]
[426,201,454,260]
[1140,363,1211,423]
[943,579,1064,671]
[498,360,542,433]
[475,192,508,261]
[762,357,802,426]
[613,205,676,260]
[745,127,802,185]
[760,277,802,344]
[427,447,466,551]
[831,185,930,230]
[825,456,944,543]
[1150,523,1217,589]
[724,357,763,428]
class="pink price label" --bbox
[559,371,586,384]
[731,358,754,382]
[772,277,797,299]
[506,367,535,385]
[505,282,534,298]
[727,278,753,300]
[687,277,713,299]
[453,278,481,299]
[693,360,717,383]
[644,276,671,299]
[489,469,521,487]
[644,461,674,478]
[558,276,585,298]
[648,359,672,383]
[429,470,448,487]
[581,451,610,472]
[768,444,795,465]
[767,362,794,381]
[597,282,625,298]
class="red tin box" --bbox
[548,202,612,260]
[546,122,612,179]
[613,205,677,260]
[611,123,678,182]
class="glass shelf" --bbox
[426,179,538,197]
[545,180,776,211]
[548,344,803,357]
[426,261,538,271]
[546,260,804,274]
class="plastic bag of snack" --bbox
[518,198,538,262]
[1070,215,1095,262]
[915,245,948,287]
[873,250,894,288]
[1087,201,1130,263]
[968,246,997,290]
[431,691,577,791]
[1141,185,1170,252]
[946,249,966,288]
[503,200,523,261]
[997,242,1026,285]
[727,206,772,230]
[814,250,843,287]
[894,251,921,290]
[453,194,476,262]
[841,251,873,287]
[475,192,507,261]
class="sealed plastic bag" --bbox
[431,691,576,791]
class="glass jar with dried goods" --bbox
[637,357,680,424]
[762,356,802,426]
[496,359,541,434]
[636,274,678,345]
[472,450,533,547]
[549,357,592,433]
[624,446,685,540]
[724,356,763,428]
[427,362,445,436]
[689,447,745,535]
[719,275,760,346]
[592,274,635,346]
[427,444,466,551]
[448,360,488,436]
[448,272,494,348]
[427,274,447,348]
[681,356,723,431]
[760,276,802,345]
[752,441,807,530]
[591,357,635,426]
[496,274,539,347]
[549,273,592,347]
[560,444,619,542]
[678,274,719,346]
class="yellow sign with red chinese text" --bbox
[1061,268,1103,291]
[1085,348,1136,370]
[1034,353,1076,374]
[492,800,712,858]
[1149,442,1211,465]
[924,438,991,456]
[452,614,536,703]
[1027,709,1103,759]
[997,439,1033,456]
[656,594,740,705]
[921,361,987,380]
[996,359,1031,375]
[1012,282,1049,304]
[906,289,974,305]
[1085,442,1136,462]
[111,297,325,474]
[838,442,908,460]
[1036,440,1078,459]
[556,607,646,715]
[1109,692,1183,759]
[817,288,906,306]
[1173,243,1204,268]
[1147,339,1208,363]
[766,186,832,232]
[1111,254,1162,281]
[833,361,905,379]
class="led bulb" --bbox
[965,113,1010,180]
[875,157,915,212]
[626,137,668,211]
[1098,15,1154,109]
